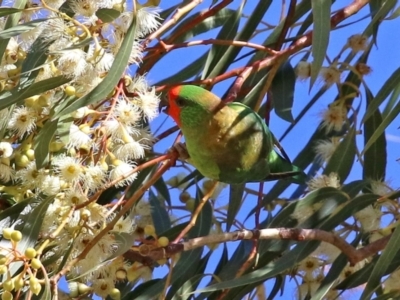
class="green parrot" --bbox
[166,85,306,184]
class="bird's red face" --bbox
[166,86,183,127]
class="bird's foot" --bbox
[169,142,190,161]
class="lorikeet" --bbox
[166,85,306,184]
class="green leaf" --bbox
[361,225,400,299]
[96,8,121,22]
[161,197,212,299]
[169,8,236,44]
[19,35,55,89]
[56,16,137,117]
[322,194,378,230]
[271,61,295,123]
[362,87,387,180]
[172,252,212,299]
[386,5,400,20]
[191,241,319,294]
[0,0,26,61]
[267,276,284,300]
[201,3,243,80]
[0,18,45,40]
[311,234,362,300]
[382,82,400,119]
[226,183,245,231]
[241,74,268,108]
[0,7,22,17]
[149,189,171,235]
[34,119,58,169]
[0,76,71,111]
[367,0,397,41]
[158,222,190,241]
[341,180,368,198]
[9,196,54,275]
[268,187,348,229]
[153,177,171,206]
[203,1,272,80]
[0,197,32,224]
[324,128,356,183]
[371,292,400,300]
[57,115,74,146]
[310,0,331,88]
[363,99,399,158]
[362,66,400,122]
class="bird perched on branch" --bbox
[165,85,306,184]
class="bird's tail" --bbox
[267,150,307,184]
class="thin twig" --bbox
[173,181,219,243]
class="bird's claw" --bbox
[169,142,190,161]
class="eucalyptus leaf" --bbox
[96,8,121,23]
[310,0,331,88]
[56,16,137,117]
[34,118,58,169]
[270,61,295,123]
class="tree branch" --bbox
[133,228,391,266]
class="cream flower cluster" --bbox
[0,0,164,298]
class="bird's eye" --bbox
[175,98,187,107]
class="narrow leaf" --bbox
[0,18,45,40]
[96,8,121,22]
[0,8,23,17]
[0,76,71,110]
[324,128,356,183]
[56,17,137,117]
[362,66,400,122]
[201,3,243,79]
[361,225,400,299]
[34,119,58,169]
[271,61,295,123]
[226,183,245,231]
[362,87,387,180]
[149,189,171,235]
[310,0,331,87]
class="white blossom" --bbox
[0,142,13,158]
[67,124,93,149]
[136,7,161,38]
[53,155,84,183]
[83,164,107,192]
[8,106,37,136]
[57,49,88,79]
[0,163,14,183]
[307,173,341,190]
[137,87,160,120]
[110,160,137,187]
[321,104,347,132]
[114,100,141,126]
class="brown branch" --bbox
[275,0,297,51]
[141,228,390,266]
[76,154,170,209]
[143,0,204,48]
[51,152,178,283]
[173,180,219,243]
[139,0,233,75]
[225,0,369,103]
[152,39,278,54]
